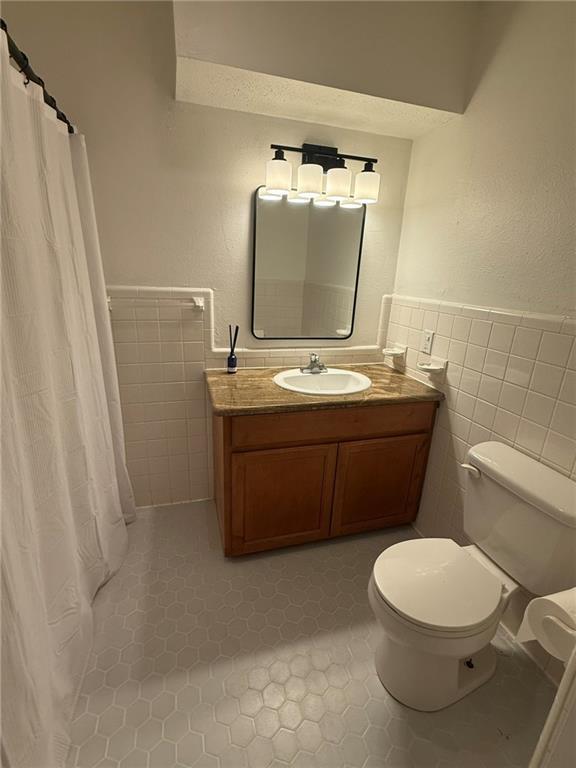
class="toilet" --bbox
[368,441,576,712]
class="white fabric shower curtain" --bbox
[1,30,135,768]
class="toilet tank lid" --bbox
[468,442,576,528]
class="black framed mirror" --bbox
[251,188,365,340]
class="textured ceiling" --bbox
[175,57,458,140]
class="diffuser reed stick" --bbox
[227,324,239,373]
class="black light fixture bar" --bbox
[271,143,378,173]
[0,17,74,133]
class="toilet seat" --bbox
[372,538,504,634]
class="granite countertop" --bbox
[205,363,443,416]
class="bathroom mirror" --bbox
[252,188,365,339]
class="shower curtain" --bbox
[1,30,135,768]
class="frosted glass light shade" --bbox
[354,170,380,204]
[313,197,336,208]
[340,198,362,209]
[297,163,323,198]
[287,191,309,205]
[258,187,282,201]
[265,158,292,195]
[326,167,351,201]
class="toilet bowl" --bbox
[368,538,513,711]
[368,442,576,712]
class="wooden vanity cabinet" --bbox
[213,401,437,556]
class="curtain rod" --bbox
[0,17,74,133]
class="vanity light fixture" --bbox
[265,148,292,195]
[263,143,380,206]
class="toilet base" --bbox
[374,633,497,712]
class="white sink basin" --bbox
[273,368,372,395]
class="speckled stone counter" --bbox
[205,363,443,416]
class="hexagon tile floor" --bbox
[67,501,555,768]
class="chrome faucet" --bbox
[300,352,327,374]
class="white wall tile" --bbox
[445,364,463,390]
[538,332,573,367]
[483,350,508,379]
[568,342,576,370]
[139,343,162,363]
[489,310,523,326]
[137,322,160,342]
[464,344,486,372]
[433,335,450,358]
[455,391,476,420]
[111,321,137,343]
[459,368,481,396]
[422,311,438,332]
[492,409,520,441]
[410,308,424,329]
[437,314,454,337]
[542,432,576,471]
[511,327,542,359]
[489,323,515,353]
[516,420,547,455]
[550,401,576,439]
[159,321,182,342]
[468,423,491,446]
[505,356,534,387]
[523,392,555,428]
[452,316,471,342]
[530,362,564,398]
[473,399,496,430]
[478,375,502,405]
[469,320,492,347]
[499,383,527,415]
[559,370,576,404]
[448,340,467,365]
[522,313,563,332]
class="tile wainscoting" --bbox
[385,294,576,542]
[108,286,386,508]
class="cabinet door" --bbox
[330,434,429,536]
[231,444,337,555]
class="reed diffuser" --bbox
[227,324,239,374]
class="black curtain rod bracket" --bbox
[0,17,74,133]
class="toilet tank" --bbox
[465,442,576,596]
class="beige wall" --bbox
[395,1,575,315]
[3,1,412,349]
[174,1,478,113]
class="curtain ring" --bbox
[16,65,29,86]
[16,52,30,85]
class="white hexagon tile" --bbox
[67,502,555,768]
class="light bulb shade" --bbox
[340,199,362,209]
[297,163,323,198]
[287,191,309,205]
[265,158,292,195]
[258,188,282,201]
[326,167,351,201]
[354,170,380,204]
[313,197,336,208]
